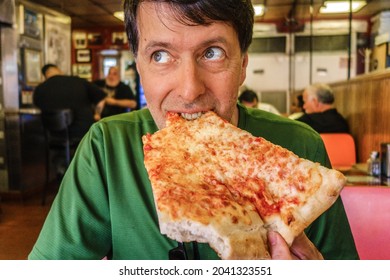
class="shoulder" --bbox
[117,82,132,92]
[117,81,129,88]
[115,82,134,97]
[93,79,105,86]
[34,82,45,92]
[323,108,339,115]
[326,108,346,118]
[90,108,157,137]
[52,75,90,86]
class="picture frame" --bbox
[72,31,88,49]
[18,5,43,39]
[112,31,127,45]
[73,64,92,81]
[76,49,92,63]
[23,48,42,86]
[87,32,103,46]
[44,14,71,75]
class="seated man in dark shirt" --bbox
[93,66,137,120]
[33,64,106,141]
[34,64,107,177]
[297,83,349,133]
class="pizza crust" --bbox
[143,111,346,259]
[158,204,270,260]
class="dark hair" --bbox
[41,64,57,76]
[238,89,258,104]
[123,0,254,56]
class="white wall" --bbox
[245,53,290,93]
[245,51,356,93]
[293,52,355,90]
[244,20,366,113]
[244,51,356,113]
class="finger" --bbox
[267,231,294,260]
[290,232,324,260]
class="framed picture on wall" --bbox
[44,14,71,75]
[112,32,127,45]
[23,48,42,86]
[87,32,103,46]
[72,31,88,49]
[76,49,92,63]
[72,63,92,81]
[76,64,92,81]
[18,5,43,39]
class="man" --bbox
[297,83,349,133]
[93,66,137,120]
[33,64,106,140]
[29,0,358,260]
[238,89,281,115]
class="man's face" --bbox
[107,68,120,85]
[302,90,318,114]
[135,2,248,129]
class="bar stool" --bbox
[40,109,74,205]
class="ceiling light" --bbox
[253,4,265,16]
[114,11,124,21]
[320,1,367,14]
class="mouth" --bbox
[180,112,204,120]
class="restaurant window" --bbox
[295,35,349,52]
[248,37,287,53]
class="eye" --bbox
[204,47,224,61]
[152,51,170,63]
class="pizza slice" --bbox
[142,111,346,259]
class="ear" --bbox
[135,59,140,73]
[239,53,249,85]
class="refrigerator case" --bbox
[0,0,22,192]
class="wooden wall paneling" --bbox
[331,70,390,163]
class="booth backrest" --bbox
[340,186,390,260]
[320,133,356,170]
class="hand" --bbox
[94,113,101,121]
[267,231,324,260]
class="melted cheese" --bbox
[142,111,346,257]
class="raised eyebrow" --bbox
[199,37,229,49]
[144,41,172,54]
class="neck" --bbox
[106,79,119,87]
[318,103,333,112]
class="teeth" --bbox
[181,112,203,120]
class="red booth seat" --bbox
[340,186,390,260]
[320,133,356,171]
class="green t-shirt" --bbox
[28,105,359,260]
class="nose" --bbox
[176,58,206,102]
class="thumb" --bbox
[267,231,294,260]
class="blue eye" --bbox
[152,51,170,63]
[204,47,224,60]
